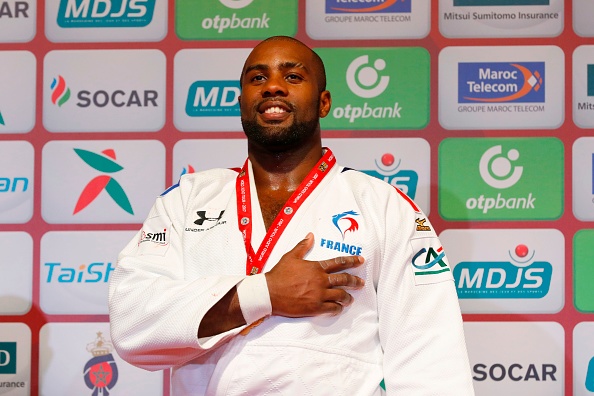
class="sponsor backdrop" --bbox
[0,0,591,394]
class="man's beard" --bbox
[241,117,319,150]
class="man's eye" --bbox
[252,75,265,82]
[287,74,302,81]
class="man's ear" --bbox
[237,95,241,106]
[319,90,332,118]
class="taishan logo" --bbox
[326,0,411,13]
[361,152,418,198]
[50,75,71,107]
[73,148,133,215]
[83,332,118,395]
[458,62,545,104]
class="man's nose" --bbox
[262,74,288,97]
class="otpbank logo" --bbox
[361,152,418,199]
[454,0,549,4]
[439,138,563,221]
[176,0,297,40]
[318,47,429,130]
[185,80,240,117]
[441,229,564,314]
[41,140,165,224]
[56,0,156,28]
[325,0,411,13]
[458,62,545,104]
[43,50,166,132]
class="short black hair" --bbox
[240,36,327,93]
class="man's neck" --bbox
[248,139,323,193]
[247,138,323,230]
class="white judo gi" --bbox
[108,156,475,395]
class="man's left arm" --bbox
[377,191,475,395]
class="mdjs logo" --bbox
[185,80,240,117]
[361,152,418,198]
[454,243,552,299]
[57,0,157,28]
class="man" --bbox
[109,36,474,395]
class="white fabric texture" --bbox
[236,273,272,325]
[108,158,475,395]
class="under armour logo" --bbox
[194,210,225,226]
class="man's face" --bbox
[239,40,331,149]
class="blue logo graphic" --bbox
[361,153,418,198]
[586,357,594,392]
[186,80,240,117]
[332,210,359,239]
[458,62,545,103]
[325,0,411,13]
[412,245,450,275]
[453,244,552,299]
[57,0,156,28]
[45,262,115,283]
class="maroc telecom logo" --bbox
[458,62,545,103]
[73,148,133,215]
[332,210,359,239]
[361,152,418,198]
[325,0,411,13]
[50,75,71,107]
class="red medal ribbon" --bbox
[236,148,336,276]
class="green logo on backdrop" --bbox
[176,0,297,40]
[574,230,594,312]
[316,47,429,130]
[0,342,16,374]
[438,138,563,220]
